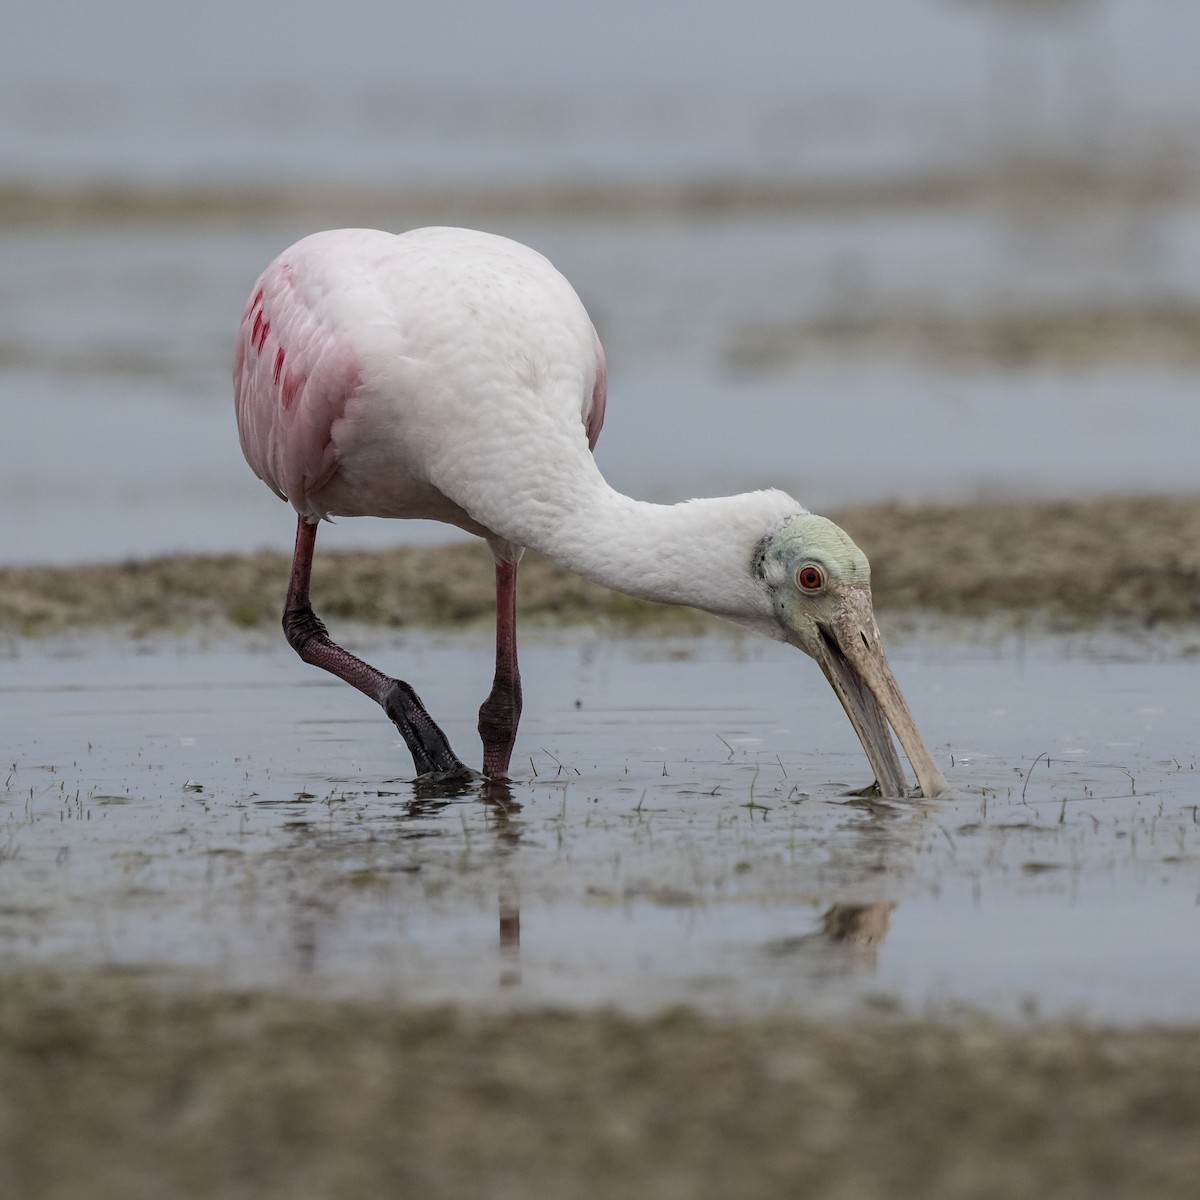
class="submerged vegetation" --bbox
[3,495,1199,638]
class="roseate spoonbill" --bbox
[234,226,947,798]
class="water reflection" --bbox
[271,775,528,980]
[274,748,916,993]
[498,891,521,987]
[290,901,320,977]
[765,903,898,974]
[8,635,1200,1021]
[821,902,896,948]
[480,779,523,843]
[482,781,523,982]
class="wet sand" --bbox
[3,975,1199,1200]
[5,494,1199,637]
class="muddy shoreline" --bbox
[5,494,1199,638]
[2,158,1195,230]
[2,974,1198,1200]
[727,301,1200,371]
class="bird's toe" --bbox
[412,765,486,796]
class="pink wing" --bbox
[233,254,361,520]
[585,331,607,452]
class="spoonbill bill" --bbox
[234,226,946,798]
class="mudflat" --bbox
[4,494,1199,636]
[3,976,1199,1200]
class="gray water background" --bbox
[2,0,1199,562]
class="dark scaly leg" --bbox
[477,557,523,778]
[282,515,467,778]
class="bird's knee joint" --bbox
[478,688,520,738]
[283,604,328,656]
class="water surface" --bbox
[7,207,1200,564]
[4,631,1198,1021]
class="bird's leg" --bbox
[282,515,468,778]
[477,558,523,778]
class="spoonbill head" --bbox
[758,514,946,798]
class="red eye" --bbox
[797,565,824,591]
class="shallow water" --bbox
[5,1,1200,565]
[7,208,1200,564]
[10,0,1198,186]
[4,631,1199,1022]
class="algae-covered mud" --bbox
[5,495,1200,637]
[4,986,1199,1200]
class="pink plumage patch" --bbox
[273,347,285,386]
[252,313,271,353]
[281,369,304,411]
[244,288,264,322]
[585,336,607,450]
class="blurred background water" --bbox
[2,0,1199,563]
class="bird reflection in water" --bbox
[766,901,897,973]
[483,779,524,985]
[820,902,896,960]
[401,777,523,983]
[281,778,525,982]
